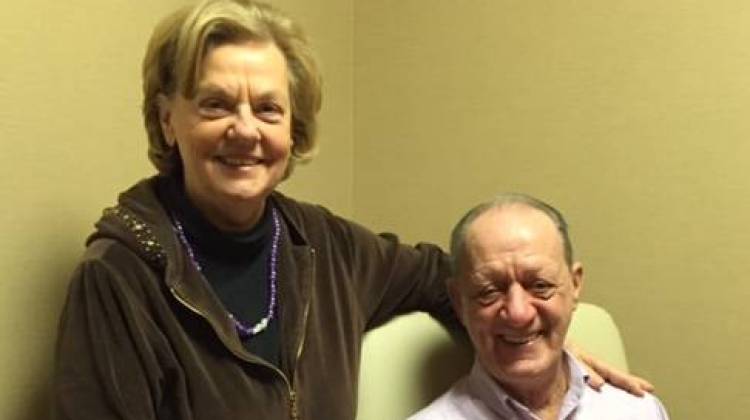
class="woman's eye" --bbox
[198,98,232,117]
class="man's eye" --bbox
[475,287,502,306]
[529,280,556,299]
[256,102,284,121]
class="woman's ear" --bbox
[157,94,175,146]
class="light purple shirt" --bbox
[408,352,669,420]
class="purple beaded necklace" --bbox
[172,207,281,339]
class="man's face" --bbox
[451,205,582,388]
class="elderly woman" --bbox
[53,1,648,419]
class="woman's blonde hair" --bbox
[142,0,321,176]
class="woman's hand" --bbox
[568,343,655,396]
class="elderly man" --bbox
[409,194,668,420]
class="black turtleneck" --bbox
[157,175,280,367]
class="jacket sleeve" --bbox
[321,210,460,332]
[53,253,172,420]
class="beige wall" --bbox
[274,0,354,213]
[1,2,178,419]
[0,1,352,419]
[354,1,750,419]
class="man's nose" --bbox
[501,284,536,327]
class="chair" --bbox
[356,302,628,420]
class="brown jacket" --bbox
[53,177,454,420]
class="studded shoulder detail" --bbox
[103,205,167,268]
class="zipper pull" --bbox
[289,390,300,420]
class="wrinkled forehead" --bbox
[467,251,560,279]
[462,206,567,274]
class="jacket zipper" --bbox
[169,246,314,420]
[287,295,310,420]
[289,248,314,420]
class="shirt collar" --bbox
[466,350,588,419]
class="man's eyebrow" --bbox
[254,90,289,104]
[469,270,504,282]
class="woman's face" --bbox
[160,40,292,230]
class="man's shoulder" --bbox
[579,384,669,419]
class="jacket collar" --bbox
[90,176,315,374]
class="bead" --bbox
[171,207,281,339]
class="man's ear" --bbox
[570,262,584,308]
[157,93,175,146]
[448,278,466,326]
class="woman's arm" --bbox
[568,343,655,396]
[53,250,171,420]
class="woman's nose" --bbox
[501,284,536,327]
[229,104,262,140]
